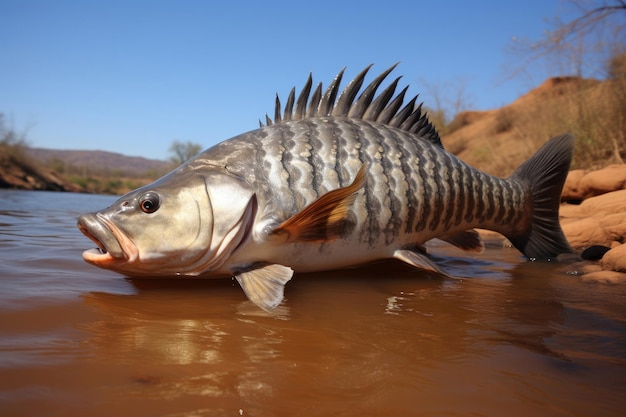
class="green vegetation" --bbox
[1,115,171,194]
[65,174,149,195]
[48,158,169,194]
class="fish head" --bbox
[77,165,257,277]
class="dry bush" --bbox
[492,107,515,134]
[511,75,625,170]
[442,63,625,179]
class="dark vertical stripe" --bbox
[428,146,444,231]
[303,120,322,197]
[254,131,270,198]
[403,134,420,234]
[328,118,347,186]
[511,181,529,227]
[484,176,497,222]
[454,160,467,227]
[375,124,403,244]
[442,153,456,230]
[416,142,432,232]
[324,119,339,190]
[279,125,301,212]
[493,179,508,224]
[343,120,379,248]
[458,164,476,224]
[505,181,520,225]
[474,171,485,223]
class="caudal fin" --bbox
[508,134,574,260]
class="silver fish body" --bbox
[78,65,574,310]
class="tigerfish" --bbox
[77,65,574,310]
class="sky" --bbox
[1,0,592,161]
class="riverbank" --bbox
[0,144,83,192]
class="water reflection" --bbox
[3,190,626,416]
[80,259,572,412]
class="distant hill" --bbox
[3,74,623,193]
[26,148,172,177]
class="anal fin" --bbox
[441,230,484,253]
[235,264,294,311]
[393,249,452,278]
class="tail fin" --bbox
[508,134,574,260]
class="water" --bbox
[1,189,624,417]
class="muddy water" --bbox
[0,189,625,417]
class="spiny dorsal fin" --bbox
[261,65,443,149]
[270,165,366,242]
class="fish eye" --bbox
[139,192,160,214]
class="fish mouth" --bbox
[77,213,137,266]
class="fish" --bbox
[77,64,574,310]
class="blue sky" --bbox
[2,0,589,161]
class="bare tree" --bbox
[419,78,474,134]
[506,0,626,79]
[168,140,203,165]
[0,113,30,147]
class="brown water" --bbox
[0,189,625,417]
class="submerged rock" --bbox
[581,245,611,260]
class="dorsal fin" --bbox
[261,65,443,149]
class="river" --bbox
[0,189,624,417]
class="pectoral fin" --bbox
[393,249,452,278]
[271,165,366,242]
[441,230,484,253]
[235,264,294,311]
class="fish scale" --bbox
[221,117,530,250]
[77,65,574,311]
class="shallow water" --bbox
[0,189,624,417]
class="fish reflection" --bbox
[387,243,572,363]
[81,283,291,405]
[80,264,483,412]
[457,259,571,363]
[78,255,601,415]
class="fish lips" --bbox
[77,213,126,266]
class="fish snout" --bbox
[77,213,125,263]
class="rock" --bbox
[581,270,626,284]
[562,218,611,249]
[581,245,611,260]
[562,169,588,201]
[580,164,626,196]
[601,244,626,273]
[562,164,626,201]
[561,189,626,249]
[559,172,626,278]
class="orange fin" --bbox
[441,230,485,253]
[271,165,366,242]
